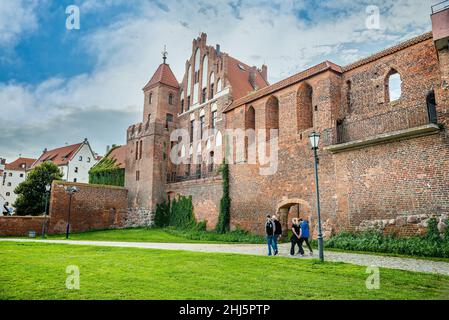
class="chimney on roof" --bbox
[43,148,48,154]
[261,64,268,83]
[249,66,258,91]
[84,138,88,143]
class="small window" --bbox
[202,88,207,103]
[210,84,214,100]
[211,111,217,129]
[166,113,174,128]
[6,192,10,197]
[79,156,83,161]
[169,93,174,105]
[200,116,205,139]
[149,93,153,104]
[190,120,195,143]
[74,167,79,173]
[181,100,184,113]
[7,182,11,187]
[139,141,143,160]
[136,170,140,181]
[74,178,77,183]
[187,96,191,111]
[20,173,24,178]
[386,70,402,102]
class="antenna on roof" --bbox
[162,45,168,64]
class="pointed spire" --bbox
[162,45,168,64]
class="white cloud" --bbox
[0,0,39,48]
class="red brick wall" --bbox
[166,177,223,230]
[47,181,128,235]
[0,216,46,237]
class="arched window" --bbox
[149,93,153,104]
[215,131,222,147]
[386,69,402,102]
[180,91,184,113]
[194,48,201,73]
[297,83,313,131]
[245,106,256,162]
[210,72,215,99]
[169,93,174,105]
[217,79,222,93]
[187,65,192,96]
[266,96,279,140]
[202,55,208,89]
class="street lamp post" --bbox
[65,186,78,239]
[41,184,51,239]
[309,131,324,262]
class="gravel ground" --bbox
[2,238,449,276]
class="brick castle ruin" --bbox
[124,7,449,238]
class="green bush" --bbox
[154,201,170,228]
[325,221,449,258]
[194,220,207,232]
[169,195,196,229]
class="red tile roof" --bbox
[226,56,269,100]
[224,61,342,113]
[143,63,179,91]
[107,146,126,169]
[33,143,83,167]
[4,158,36,171]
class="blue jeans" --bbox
[267,235,278,256]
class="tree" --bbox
[14,162,63,216]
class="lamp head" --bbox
[45,185,51,192]
[309,131,320,149]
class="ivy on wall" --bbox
[215,161,231,234]
[89,147,125,187]
[154,195,196,230]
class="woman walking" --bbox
[289,218,304,256]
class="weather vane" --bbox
[162,45,168,64]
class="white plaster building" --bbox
[32,139,97,183]
[0,158,36,211]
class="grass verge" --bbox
[1,241,448,300]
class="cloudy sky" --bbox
[0,0,435,162]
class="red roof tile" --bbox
[226,56,269,100]
[224,61,342,113]
[143,63,179,91]
[4,158,36,171]
[33,143,83,167]
[107,146,126,169]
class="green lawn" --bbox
[1,242,448,300]
[47,227,266,244]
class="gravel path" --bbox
[2,238,449,276]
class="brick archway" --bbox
[276,198,312,237]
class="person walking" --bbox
[299,218,313,256]
[265,215,278,256]
[272,214,282,255]
[290,218,304,256]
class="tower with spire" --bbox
[125,48,180,212]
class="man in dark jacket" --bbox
[265,215,278,256]
[272,215,282,255]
